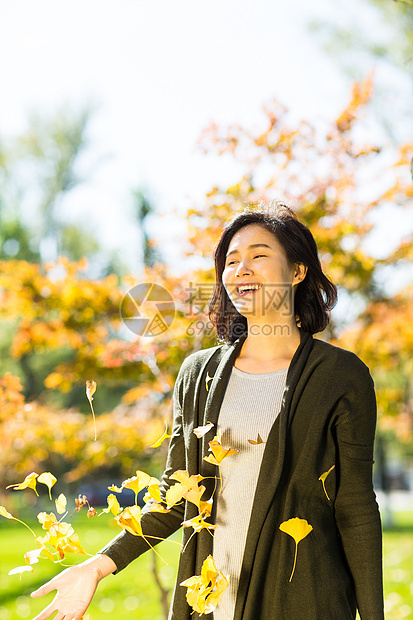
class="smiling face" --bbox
[222,224,306,322]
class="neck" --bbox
[239,318,301,362]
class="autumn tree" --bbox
[178,75,413,452]
[1,76,411,494]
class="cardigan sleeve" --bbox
[98,365,188,573]
[333,360,384,620]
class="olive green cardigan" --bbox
[100,330,384,619]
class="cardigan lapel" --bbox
[199,336,246,481]
[233,329,314,618]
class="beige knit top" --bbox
[212,365,288,620]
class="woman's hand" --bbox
[30,554,117,620]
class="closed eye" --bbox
[226,255,266,266]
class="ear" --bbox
[293,263,307,286]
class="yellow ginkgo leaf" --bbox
[99,494,121,516]
[203,435,239,494]
[37,512,58,531]
[205,372,214,392]
[204,436,239,466]
[147,477,161,503]
[122,471,152,503]
[8,565,34,577]
[115,505,168,564]
[24,548,43,565]
[183,485,207,513]
[247,433,265,445]
[318,465,335,501]
[108,484,123,493]
[150,421,171,448]
[58,532,88,556]
[0,506,13,519]
[193,422,214,438]
[180,555,230,616]
[86,379,97,441]
[279,517,313,582]
[115,505,144,537]
[38,472,57,500]
[0,505,36,536]
[55,493,67,515]
[165,483,186,509]
[148,502,171,514]
[181,513,217,534]
[170,470,204,490]
[6,472,39,496]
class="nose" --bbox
[235,260,253,277]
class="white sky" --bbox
[1,0,412,283]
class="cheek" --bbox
[222,272,237,301]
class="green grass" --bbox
[1,511,412,619]
[0,514,180,620]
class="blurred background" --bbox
[0,1,412,618]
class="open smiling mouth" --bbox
[236,283,263,296]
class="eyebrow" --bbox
[225,243,272,258]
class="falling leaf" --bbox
[38,472,57,500]
[6,472,39,496]
[180,555,230,616]
[279,517,313,582]
[115,505,168,564]
[170,470,205,489]
[121,471,152,503]
[99,494,122,517]
[203,435,239,493]
[318,465,335,501]
[151,421,171,448]
[108,484,123,493]
[183,485,207,513]
[165,483,186,509]
[8,565,34,577]
[24,548,43,565]
[205,372,214,392]
[193,422,214,438]
[247,433,265,445]
[148,502,171,514]
[115,505,144,537]
[147,477,161,503]
[0,505,36,537]
[37,512,58,530]
[182,513,217,534]
[0,506,14,519]
[74,494,89,512]
[58,532,88,556]
[86,379,97,441]
[203,435,239,467]
[55,493,67,515]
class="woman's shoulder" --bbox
[311,336,371,377]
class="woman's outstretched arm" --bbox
[30,553,117,620]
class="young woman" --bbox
[31,204,384,619]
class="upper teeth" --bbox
[237,284,261,293]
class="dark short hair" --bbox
[209,202,338,343]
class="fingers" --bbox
[31,600,56,620]
[31,603,84,620]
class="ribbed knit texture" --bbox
[213,366,288,620]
